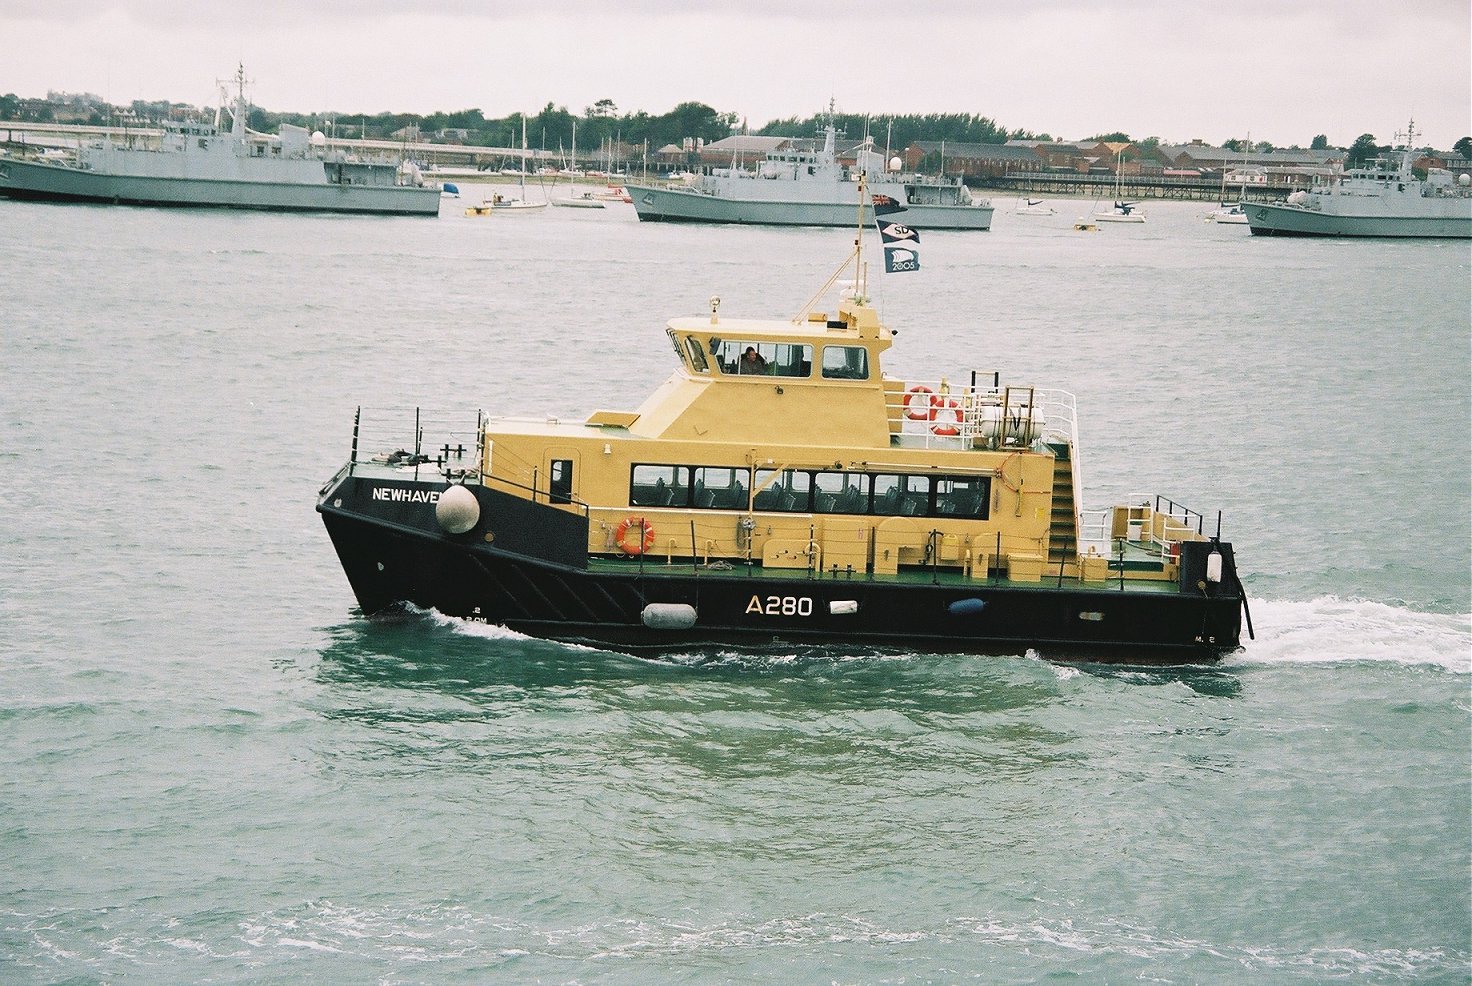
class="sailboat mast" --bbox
[854,172,867,299]
[521,115,528,195]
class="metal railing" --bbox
[347,406,485,483]
[887,375,1076,451]
[1083,494,1211,567]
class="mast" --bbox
[230,63,247,141]
[1397,116,1418,177]
[854,170,867,300]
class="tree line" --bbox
[4,91,1468,163]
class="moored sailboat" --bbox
[1094,150,1147,223]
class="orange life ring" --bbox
[930,397,963,436]
[904,385,935,420]
[615,516,657,555]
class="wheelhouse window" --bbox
[630,464,691,507]
[821,345,869,380]
[713,339,812,377]
[684,337,709,373]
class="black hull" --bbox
[318,476,1244,665]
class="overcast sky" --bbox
[2,0,1468,148]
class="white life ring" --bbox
[930,397,963,436]
[904,385,935,421]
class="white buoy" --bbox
[1206,549,1223,583]
[435,485,480,534]
[829,600,859,615]
[641,603,697,630]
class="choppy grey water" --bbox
[3,190,1469,983]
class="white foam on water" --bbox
[1229,596,1470,673]
[405,604,603,652]
[407,599,1471,673]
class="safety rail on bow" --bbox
[345,406,486,483]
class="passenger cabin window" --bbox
[812,471,870,513]
[625,463,989,517]
[821,345,869,380]
[714,340,812,377]
[872,474,931,516]
[933,476,987,517]
[549,459,573,504]
[692,466,749,509]
[630,464,691,507]
[753,469,812,512]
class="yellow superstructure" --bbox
[469,286,1182,586]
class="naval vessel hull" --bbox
[1246,200,1472,238]
[0,157,441,215]
[625,183,994,230]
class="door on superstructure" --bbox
[543,448,580,506]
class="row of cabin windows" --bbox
[680,336,870,381]
[628,464,990,519]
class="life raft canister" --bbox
[615,516,657,555]
[930,396,963,436]
[904,385,935,421]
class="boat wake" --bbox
[401,603,605,653]
[1228,596,1469,673]
[396,597,1468,674]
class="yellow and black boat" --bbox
[317,228,1251,663]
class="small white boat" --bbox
[1205,202,1248,224]
[1015,197,1055,216]
[592,185,632,203]
[1095,200,1147,223]
[467,117,548,214]
[551,190,606,209]
[464,192,548,216]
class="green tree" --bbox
[1454,136,1472,159]
[1310,134,1328,149]
[0,93,18,119]
[1347,133,1384,166]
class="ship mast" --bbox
[216,63,250,142]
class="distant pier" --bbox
[977,172,1291,202]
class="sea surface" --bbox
[3,188,1469,983]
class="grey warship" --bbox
[1247,120,1471,238]
[0,66,440,216]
